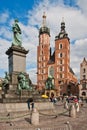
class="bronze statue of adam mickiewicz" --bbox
[12,19,22,47]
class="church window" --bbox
[60,74,62,78]
[42,69,43,73]
[82,83,86,89]
[60,60,62,64]
[83,75,86,79]
[42,57,43,60]
[58,53,62,58]
[59,43,62,49]
[83,68,86,73]
[60,67,62,71]
[60,53,62,57]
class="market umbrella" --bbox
[41,95,48,98]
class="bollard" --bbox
[66,121,72,130]
[31,108,39,125]
[75,102,80,112]
[69,104,76,118]
[64,101,69,109]
[36,128,41,130]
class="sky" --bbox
[0,0,87,84]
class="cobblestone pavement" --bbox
[0,101,87,130]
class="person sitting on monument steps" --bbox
[12,19,22,47]
[27,98,34,110]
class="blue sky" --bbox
[0,0,87,83]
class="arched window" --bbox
[60,67,62,71]
[83,68,86,73]
[60,59,62,64]
[60,74,62,78]
[83,75,86,79]
[82,91,86,96]
[82,83,86,89]
[58,53,63,58]
[59,43,62,49]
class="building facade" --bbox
[80,57,87,97]
[37,13,78,96]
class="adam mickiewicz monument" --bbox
[1,19,33,103]
[6,19,29,85]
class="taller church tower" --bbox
[37,12,50,90]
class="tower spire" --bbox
[61,17,65,32]
[62,17,64,23]
[39,12,50,36]
[42,12,46,27]
[55,17,69,40]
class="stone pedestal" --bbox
[6,45,29,85]
[31,108,39,125]
[1,45,31,103]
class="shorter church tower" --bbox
[55,18,70,95]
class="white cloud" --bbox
[77,0,87,16]
[70,38,87,80]
[0,11,9,23]
[0,38,10,72]
[27,68,37,84]
[0,27,12,40]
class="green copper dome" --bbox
[39,26,50,36]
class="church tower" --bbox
[55,19,77,95]
[55,19,70,94]
[37,12,50,90]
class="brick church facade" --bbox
[37,13,78,96]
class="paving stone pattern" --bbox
[0,101,87,130]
